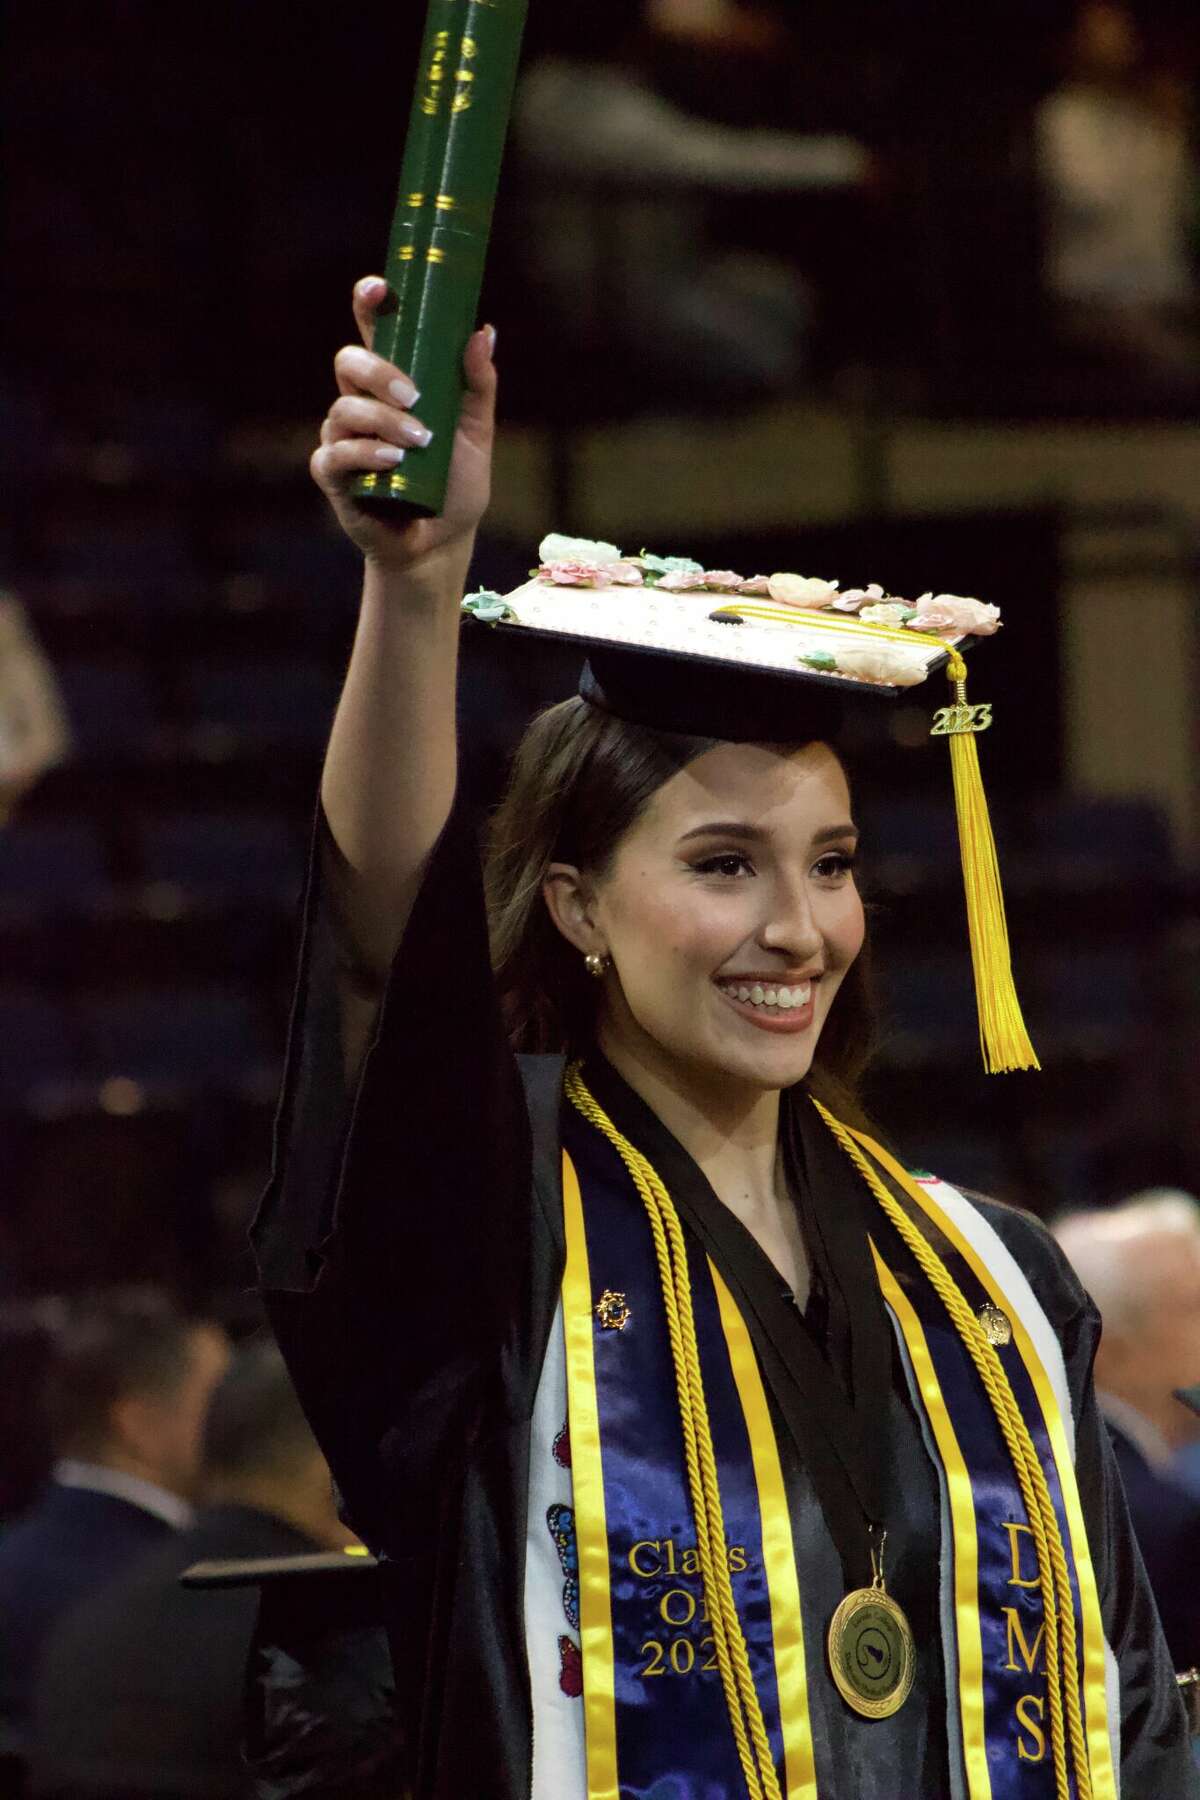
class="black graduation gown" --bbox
[252,801,1198,1799]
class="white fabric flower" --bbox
[858,602,913,628]
[832,583,885,613]
[910,593,1001,637]
[767,574,839,609]
[833,644,930,687]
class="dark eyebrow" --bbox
[677,820,859,847]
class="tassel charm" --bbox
[934,650,1040,1074]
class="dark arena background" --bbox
[2,0,1199,1460]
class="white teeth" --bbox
[722,979,814,1009]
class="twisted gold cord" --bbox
[566,1064,782,1800]
[812,1098,1093,1800]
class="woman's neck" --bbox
[597,1029,784,1228]
[597,1030,811,1302]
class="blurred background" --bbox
[2,0,1199,1319]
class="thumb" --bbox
[456,324,498,451]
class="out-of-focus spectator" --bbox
[1053,1192,1200,1671]
[28,1338,356,1800]
[514,0,868,398]
[1035,2,1200,391]
[0,594,69,823]
[0,1288,229,1749]
[0,1300,64,1529]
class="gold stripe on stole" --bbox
[561,1151,619,1799]
[711,1262,818,1800]
[871,1247,993,1800]
[849,1129,1118,1800]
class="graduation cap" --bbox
[463,534,1037,1075]
[181,1547,384,1641]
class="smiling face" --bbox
[545,740,865,1105]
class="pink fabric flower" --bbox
[702,571,747,592]
[538,559,613,588]
[604,560,645,586]
[909,593,1001,637]
[656,569,711,592]
[739,574,772,596]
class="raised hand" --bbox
[310,276,498,581]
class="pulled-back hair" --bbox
[484,698,875,1119]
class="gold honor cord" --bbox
[811,1099,1094,1800]
[565,1065,783,1800]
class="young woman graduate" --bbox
[252,277,1199,1800]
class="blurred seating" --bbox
[186,660,340,754]
[0,992,83,1104]
[874,950,979,1066]
[79,988,277,1098]
[0,821,114,918]
[56,660,161,762]
[137,812,304,910]
[1028,795,1174,889]
[1029,946,1146,1063]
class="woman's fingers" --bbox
[310,435,408,491]
[351,275,388,352]
[321,393,434,450]
[333,342,421,408]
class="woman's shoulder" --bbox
[923,1175,1095,1337]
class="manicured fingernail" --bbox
[389,378,419,406]
[401,419,433,447]
[359,277,385,299]
[484,323,497,357]
[375,445,405,465]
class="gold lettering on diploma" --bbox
[422,29,480,116]
[626,1538,748,1679]
[421,29,452,116]
[1002,1521,1048,1763]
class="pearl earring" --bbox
[584,952,609,979]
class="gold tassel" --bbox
[931,650,1039,1074]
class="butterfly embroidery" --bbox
[546,1502,580,1631]
[553,1421,572,1469]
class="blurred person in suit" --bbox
[0,1288,229,1749]
[28,1338,357,1800]
[1053,1192,1200,1671]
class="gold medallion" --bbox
[827,1547,915,1720]
[977,1303,1012,1347]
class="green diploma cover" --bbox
[353,0,528,518]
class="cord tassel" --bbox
[932,650,1039,1074]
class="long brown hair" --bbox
[484,697,876,1121]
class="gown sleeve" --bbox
[250,796,533,1557]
